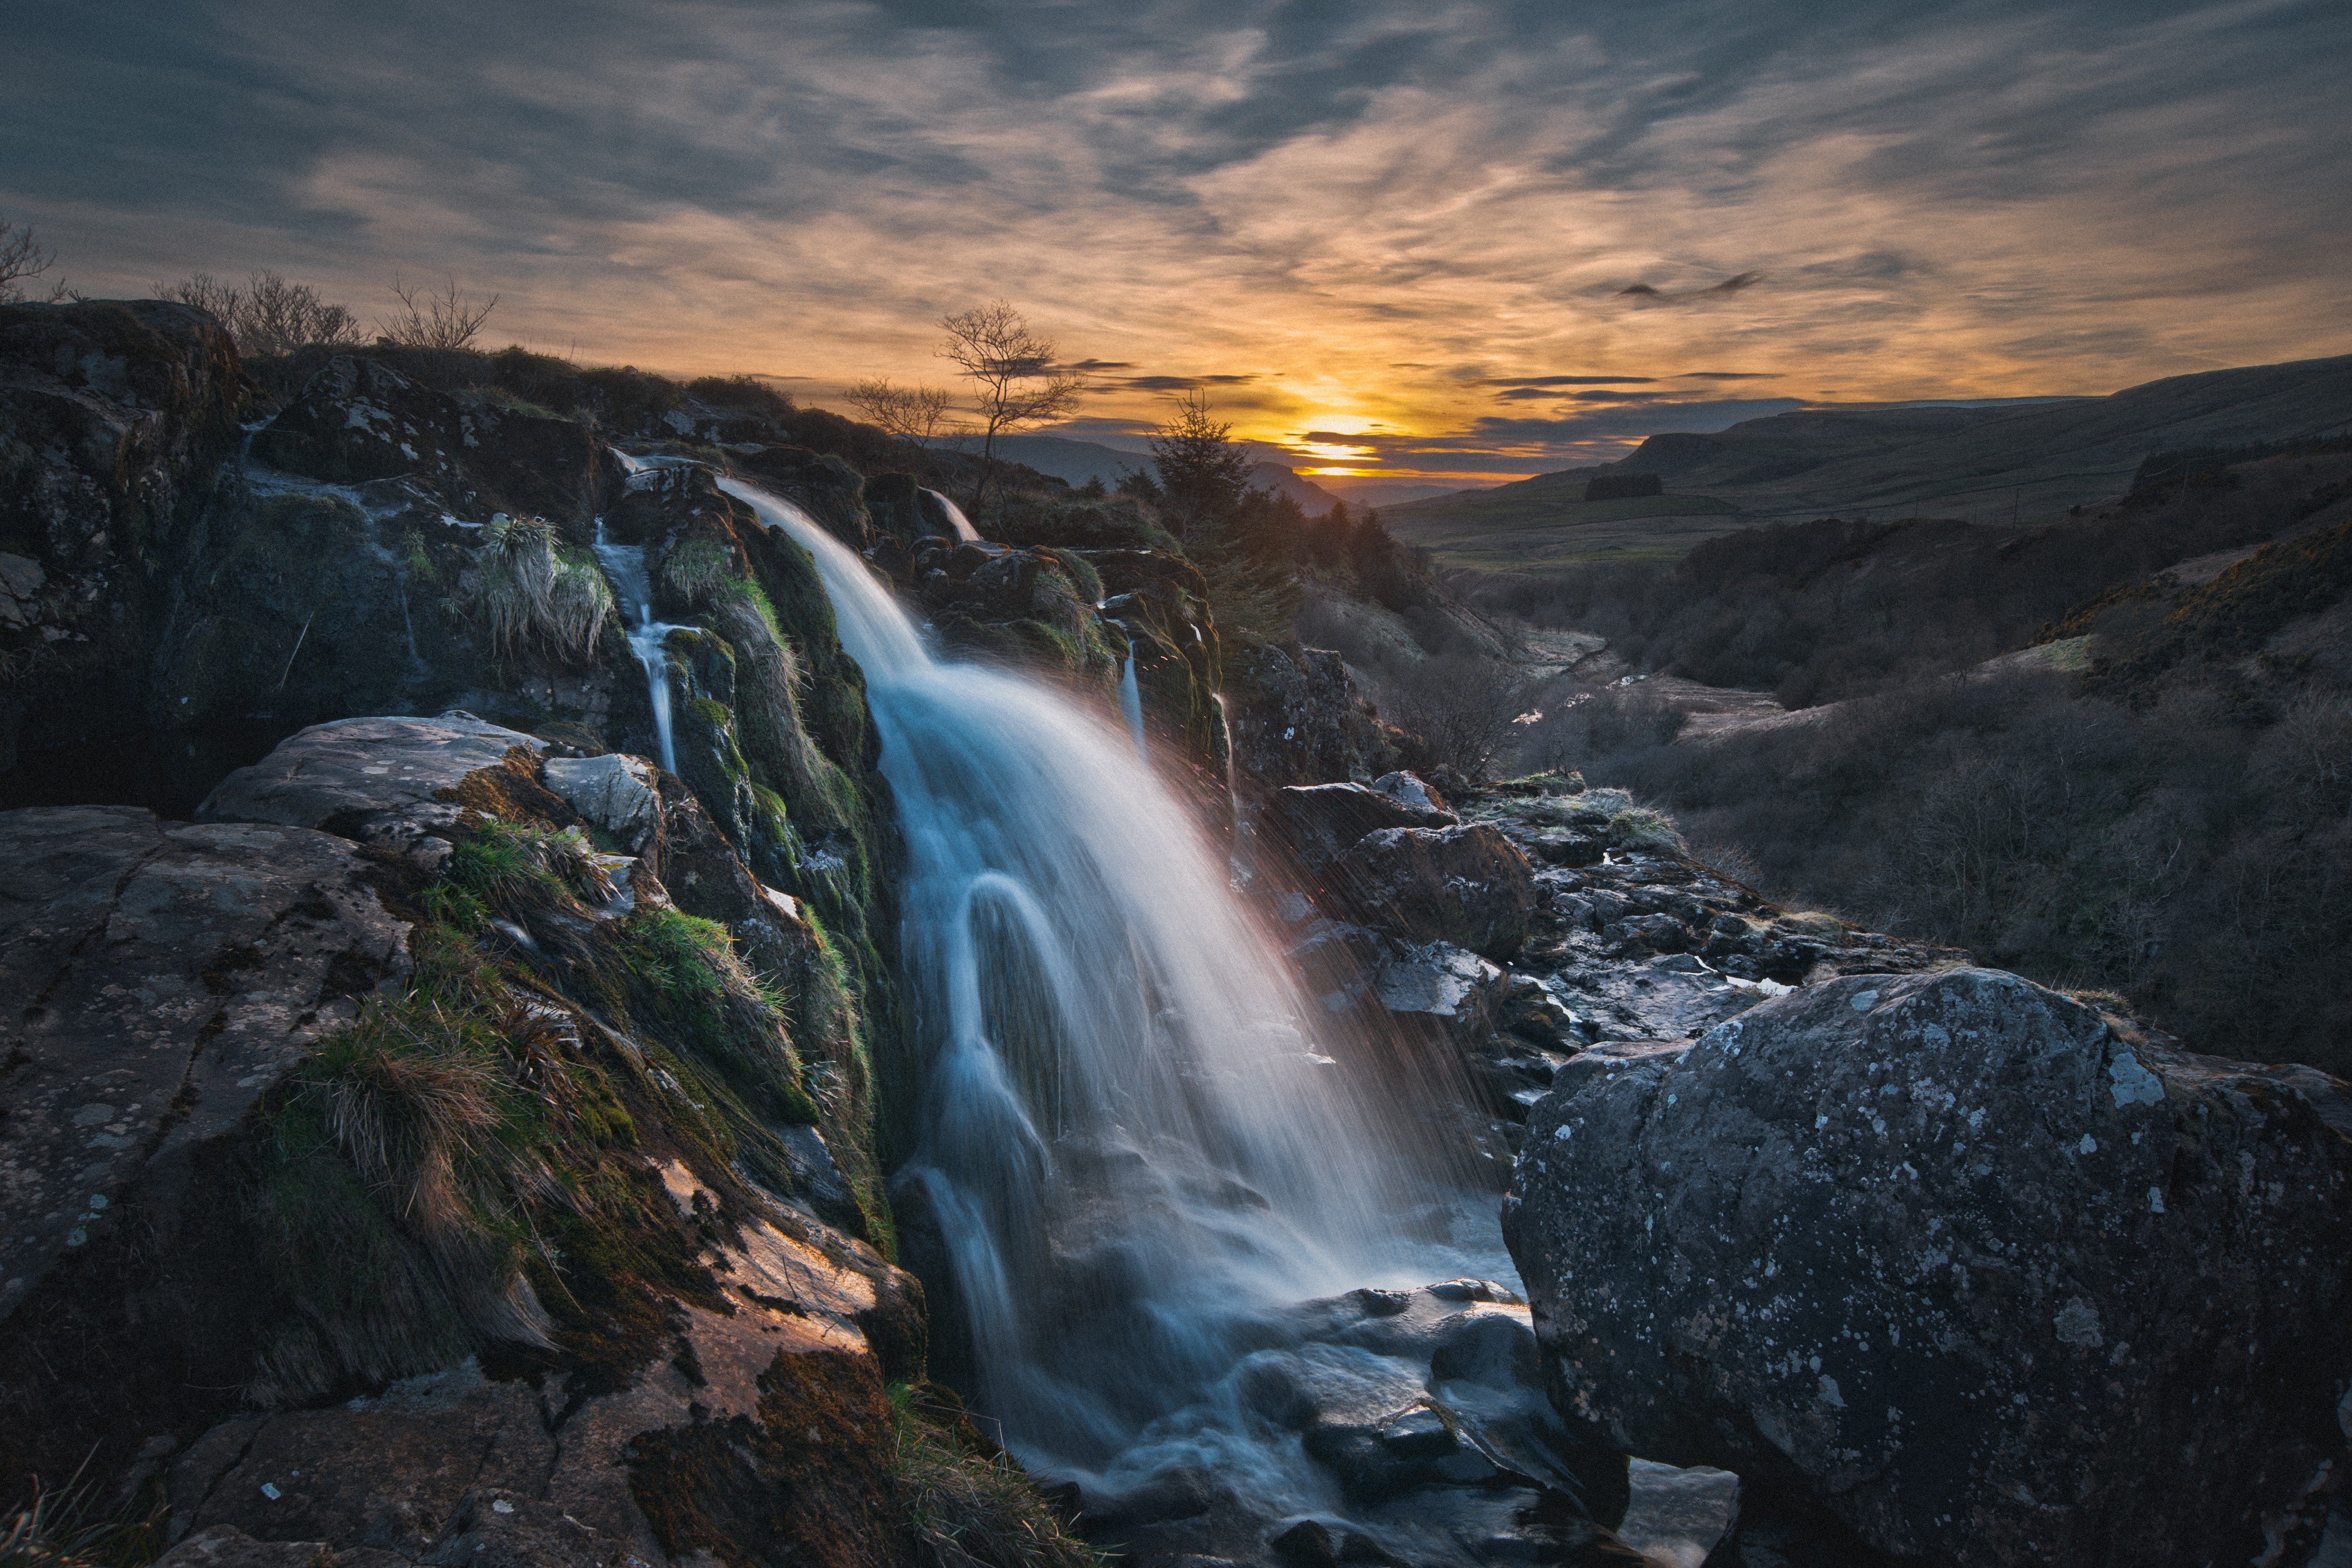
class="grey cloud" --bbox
[1616,272,1764,304]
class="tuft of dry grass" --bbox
[476,514,612,666]
[889,1386,1100,1568]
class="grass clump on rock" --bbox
[476,513,613,666]
[889,1384,1100,1568]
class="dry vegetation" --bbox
[1489,451,2352,1074]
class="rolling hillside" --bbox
[1389,353,2352,572]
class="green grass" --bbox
[1383,492,1742,572]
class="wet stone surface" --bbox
[1073,1279,1740,1568]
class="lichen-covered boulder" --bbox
[197,713,553,871]
[1504,968,2352,1568]
[1332,823,1537,960]
[0,806,412,1333]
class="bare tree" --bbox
[1386,653,1539,781]
[156,271,242,322]
[936,301,1085,506]
[241,272,360,355]
[1,214,65,304]
[378,274,499,351]
[845,377,955,450]
[156,270,363,356]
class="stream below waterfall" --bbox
[705,475,1646,1565]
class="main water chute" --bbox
[717,475,1479,1479]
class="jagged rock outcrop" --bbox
[0,300,247,794]
[252,355,602,528]
[1504,967,2352,1568]
[1331,824,1537,960]
[1267,775,1460,870]
[3,718,936,1567]
[1224,642,1399,788]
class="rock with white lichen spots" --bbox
[1502,966,2352,1568]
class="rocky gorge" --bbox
[2,299,2348,1568]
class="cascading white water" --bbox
[598,457,689,774]
[923,487,983,543]
[717,477,1482,1478]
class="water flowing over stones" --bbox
[712,476,1663,1563]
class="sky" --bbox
[6,0,2349,488]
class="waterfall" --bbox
[1116,634,1147,761]
[717,477,1477,1480]
[594,463,688,774]
[924,487,983,543]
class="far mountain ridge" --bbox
[1387,352,2352,568]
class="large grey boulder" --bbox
[0,806,410,1324]
[198,714,550,870]
[1504,967,2352,1568]
[1333,823,1537,959]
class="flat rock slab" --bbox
[0,806,409,1320]
[1506,966,2352,1568]
[198,714,549,870]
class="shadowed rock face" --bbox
[1504,967,2352,1568]
[4,720,927,1568]
[1333,824,1537,961]
[1268,776,1459,871]
[0,300,247,792]
[1225,642,1399,788]
[251,356,602,527]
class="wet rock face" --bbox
[0,806,412,1326]
[1267,778,1459,870]
[1224,642,1399,788]
[1077,1277,1741,1568]
[251,358,602,528]
[1504,967,2352,1568]
[1333,824,1537,961]
[737,444,870,548]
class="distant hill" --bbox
[1389,353,2352,572]
[986,434,1342,513]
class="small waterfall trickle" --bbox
[718,476,1483,1490]
[1116,634,1148,762]
[593,468,688,775]
[923,487,983,543]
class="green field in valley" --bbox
[1381,490,1744,572]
